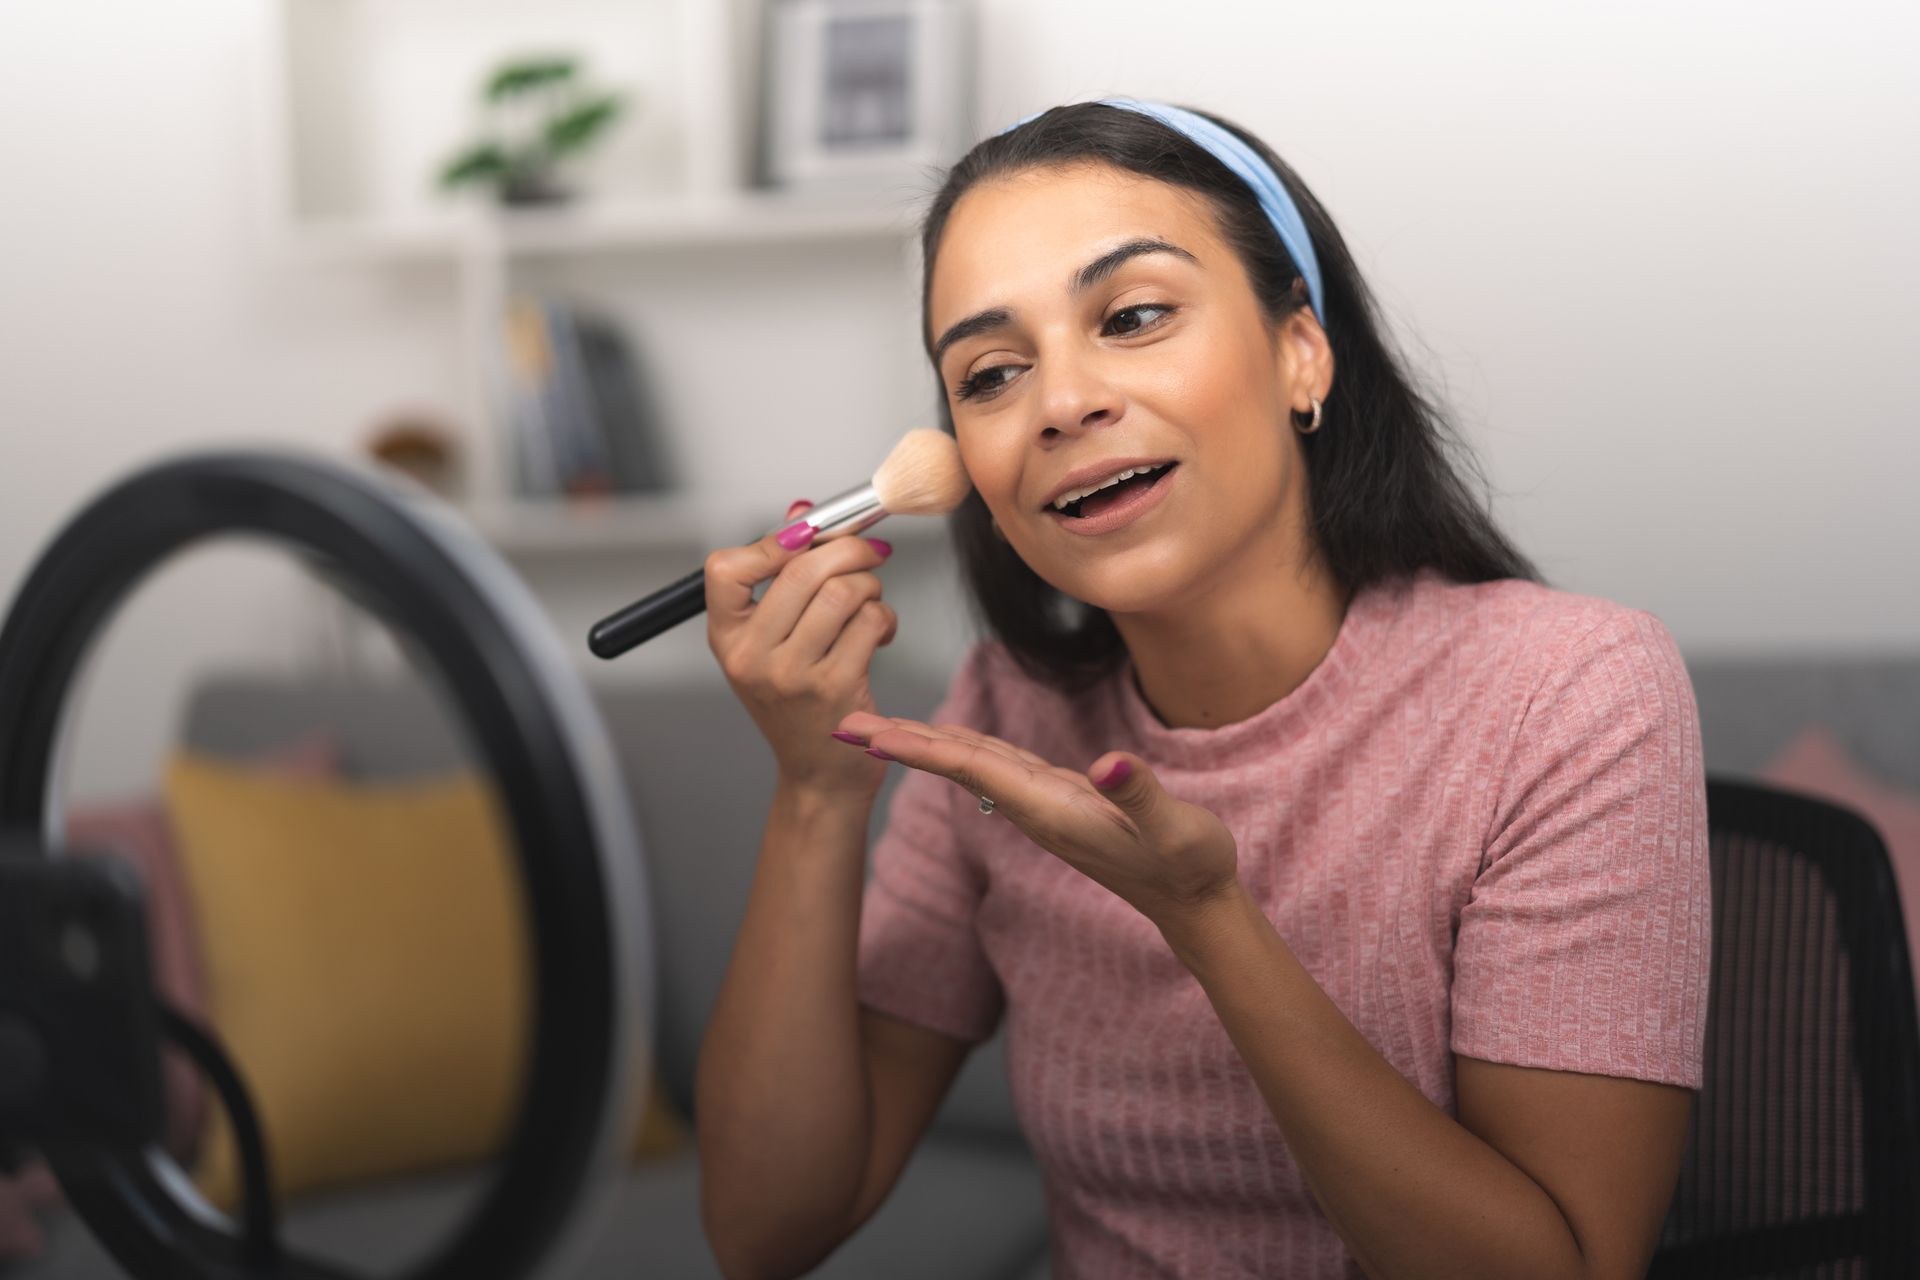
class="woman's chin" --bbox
[1049,563,1195,618]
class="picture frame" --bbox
[761,0,973,190]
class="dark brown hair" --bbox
[922,101,1546,696]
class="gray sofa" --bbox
[24,651,1919,1278]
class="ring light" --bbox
[0,450,652,1280]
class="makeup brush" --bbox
[588,427,971,659]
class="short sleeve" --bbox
[855,644,1006,1044]
[1452,609,1712,1089]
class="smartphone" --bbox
[0,841,166,1156]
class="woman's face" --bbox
[928,161,1329,616]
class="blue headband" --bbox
[997,98,1326,329]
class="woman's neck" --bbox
[1116,562,1350,732]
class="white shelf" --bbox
[461,495,952,556]
[274,216,465,266]
[278,193,920,267]
[462,494,707,553]
[489,192,923,256]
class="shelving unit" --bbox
[253,0,943,558]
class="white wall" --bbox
[2,0,1915,799]
[968,0,1920,649]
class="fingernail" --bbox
[830,731,867,746]
[1095,759,1132,789]
[865,537,893,559]
[787,499,814,518]
[864,747,897,761]
[776,521,816,550]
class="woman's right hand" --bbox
[706,500,899,800]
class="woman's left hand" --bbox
[834,710,1241,930]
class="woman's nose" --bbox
[1031,348,1120,437]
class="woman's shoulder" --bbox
[1394,572,1700,820]
[1385,568,1685,698]
[1397,566,1670,650]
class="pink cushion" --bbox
[0,734,338,1260]
[1758,725,1920,1009]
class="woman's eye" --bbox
[1103,303,1175,336]
[954,364,1021,402]
[951,306,1174,402]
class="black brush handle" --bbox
[588,565,706,658]
[588,484,886,661]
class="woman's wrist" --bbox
[774,771,880,819]
[1155,877,1257,971]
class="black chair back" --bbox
[1650,777,1920,1277]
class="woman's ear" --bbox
[1275,303,1333,416]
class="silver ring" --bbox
[977,795,996,815]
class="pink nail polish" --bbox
[865,538,893,559]
[865,747,897,761]
[1095,759,1132,789]
[777,520,816,550]
[830,731,867,745]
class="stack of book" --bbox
[492,297,676,500]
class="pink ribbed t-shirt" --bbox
[855,567,1711,1279]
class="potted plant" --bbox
[438,56,625,206]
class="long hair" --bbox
[921,101,1546,696]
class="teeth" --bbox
[1052,464,1166,511]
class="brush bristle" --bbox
[871,428,972,515]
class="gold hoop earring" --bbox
[1294,396,1324,434]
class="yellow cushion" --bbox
[163,752,684,1209]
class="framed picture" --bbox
[762,0,973,189]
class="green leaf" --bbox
[439,141,510,189]
[544,95,623,156]
[486,57,578,102]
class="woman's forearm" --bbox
[695,780,878,1278]
[1156,882,1587,1280]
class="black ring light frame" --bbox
[0,451,652,1280]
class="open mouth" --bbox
[1046,461,1179,531]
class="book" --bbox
[571,309,674,494]
[496,299,561,498]
[491,296,676,500]
[539,301,617,497]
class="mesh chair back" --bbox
[1650,777,1920,1278]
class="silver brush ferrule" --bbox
[775,481,886,540]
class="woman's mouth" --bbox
[1045,462,1179,535]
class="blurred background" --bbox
[2,0,1916,794]
[0,1,1915,1277]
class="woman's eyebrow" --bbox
[1070,237,1197,296]
[932,238,1198,366]
[932,307,1014,367]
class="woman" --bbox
[697,99,1709,1280]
